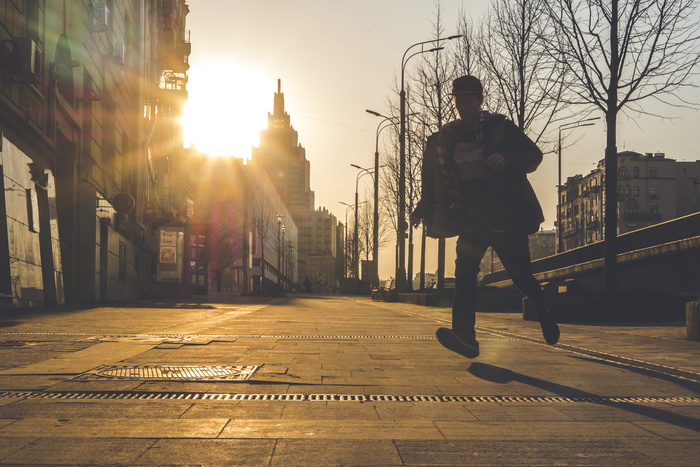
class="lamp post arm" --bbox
[400,35,461,72]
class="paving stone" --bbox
[631,420,700,440]
[0,438,155,465]
[465,405,575,421]
[280,403,380,420]
[395,439,653,465]
[181,401,285,419]
[0,436,36,459]
[0,418,229,438]
[218,419,444,439]
[619,439,700,466]
[271,439,402,466]
[0,400,192,419]
[374,402,477,420]
[135,439,275,466]
[434,420,663,440]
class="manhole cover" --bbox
[73,364,259,381]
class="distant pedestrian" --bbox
[303,277,313,293]
[411,75,559,358]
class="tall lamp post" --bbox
[351,167,373,280]
[397,34,462,290]
[340,200,365,279]
[556,117,600,253]
[280,225,286,290]
[366,110,406,287]
[339,202,353,279]
[276,214,283,289]
[351,164,374,282]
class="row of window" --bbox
[624,199,659,214]
[618,185,659,198]
[620,166,658,178]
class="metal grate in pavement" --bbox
[0,332,438,340]
[0,390,697,404]
[71,364,259,381]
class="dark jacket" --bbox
[418,112,544,235]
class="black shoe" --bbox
[436,327,480,358]
[538,314,560,345]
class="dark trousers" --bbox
[452,227,547,338]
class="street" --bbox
[0,294,698,466]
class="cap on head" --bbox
[450,75,483,95]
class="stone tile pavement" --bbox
[0,293,698,465]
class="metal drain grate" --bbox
[0,390,697,404]
[72,365,259,381]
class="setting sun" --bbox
[182,61,272,158]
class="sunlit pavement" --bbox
[0,293,698,466]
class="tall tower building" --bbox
[251,80,314,220]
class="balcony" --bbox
[159,29,191,72]
[586,220,600,230]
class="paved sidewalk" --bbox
[0,293,698,466]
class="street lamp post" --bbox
[397,34,461,291]
[340,201,365,279]
[556,117,600,253]
[280,225,286,290]
[340,202,353,279]
[351,164,374,281]
[366,110,411,287]
[276,214,282,289]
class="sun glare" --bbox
[182,61,271,158]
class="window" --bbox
[624,186,630,196]
[619,166,629,179]
[633,166,639,177]
[650,167,658,178]
[649,205,658,214]
[625,198,638,214]
[633,186,640,197]
[649,186,659,199]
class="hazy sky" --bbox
[183,0,700,280]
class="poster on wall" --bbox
[156,227,184,281]
[159,247,177,264]
[160,230,177,247]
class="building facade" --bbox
[246,164,298,293]
[0,1,193,308]
[251,80,314,217]
[250,81,340,292]
[557,151,700,252]
[295,207,340,293]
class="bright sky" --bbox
[182,0,700,281]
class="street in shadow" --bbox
[468,362,700,432]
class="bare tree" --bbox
[546,0,700,290]
[379,132,401,277]
[454,8,479,79]
[409,1,461,289]
[213,215,245,291]
[475,0,570,150]
[357,193,374,263]
[252,200,274,292]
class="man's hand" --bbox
[410,212,422,228]
[485,153,506,173]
